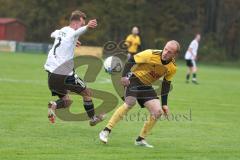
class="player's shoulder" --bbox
[61,26,74,33]
[191,39,198,45]
[169,59,177,73]
[126,34,133,38]
[138,49,152,54]
[51,29,60,35]
[58,27,75,38]
[134,49,152,60]
[138,49,162,55]
[151,49,162,55]
[59,26,67,30]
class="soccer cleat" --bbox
[99,130,109,143]
[48,101,56,123]
[89,113,106,126]
[135,139,154,148]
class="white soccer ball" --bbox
[103,56,123,74]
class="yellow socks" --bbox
[105,104,158,139]
[106,103,130,130]
[139,115,157,138]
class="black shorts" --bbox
[186,59,193,67]
[47,72,86,97]
[124,74,159,108]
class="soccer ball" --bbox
[103,56,123,74]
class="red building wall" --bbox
[0,18,26,41]
[0,25,6,39]
[5,22,26,41]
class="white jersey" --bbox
[44,26,87,75]
[185,39,199,60]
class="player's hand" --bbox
[162,105,169,116]
[121,77,130,86]
[87,19,97,29]
[76,40,81,47]
[125,41,131,47]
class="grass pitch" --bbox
[0,52,240,160]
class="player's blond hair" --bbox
[169,40,181,54]
[70,10,86,21]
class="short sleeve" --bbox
[125,35,132,46]
[50,30,59,38]
[137,36,141,45]
[189,41,197,50]
[164,65,177,81]
[126,35,131,42]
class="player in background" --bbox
[44,10,104,125]
[185,34,201,84]
[99,40,180,148]
[125,26,141,58]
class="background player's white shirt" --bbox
[185,39,199,60]
[44,26,87,75]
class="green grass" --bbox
[0,52,240,160]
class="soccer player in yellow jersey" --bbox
[99,40,180,148]
[125,26,141,57]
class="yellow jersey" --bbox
[131,49,177,84]
[125,34,141,54]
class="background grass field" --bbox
[0,52,240,160]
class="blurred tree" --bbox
[0,0,239,60]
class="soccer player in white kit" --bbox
[185,34,201,84]
[44,10,104,125]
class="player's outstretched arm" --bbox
[74,26,88,37]
[74,19,97,37]
[121,56,136,86]
[161,78,171,115]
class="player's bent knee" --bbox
[81,88,92,97]
[125,101,136,108]
[62,95,70,101]
[124,96,137,107]
[56,98,73,109]
[64,99,73,107]
[125,98,136,108]
[151,109,163,119]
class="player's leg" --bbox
[186,60,193,83]
[64,74,104,126]
[99,96,136,143]
[135,99,163,148]
[186,67,191,83]
[80,88,105,126]
[99,74,140,143]
[192,60,198,84]
[105,96,136,130]
[47,72,72,123]
[64,73,104,126]
[48,94,73,123]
